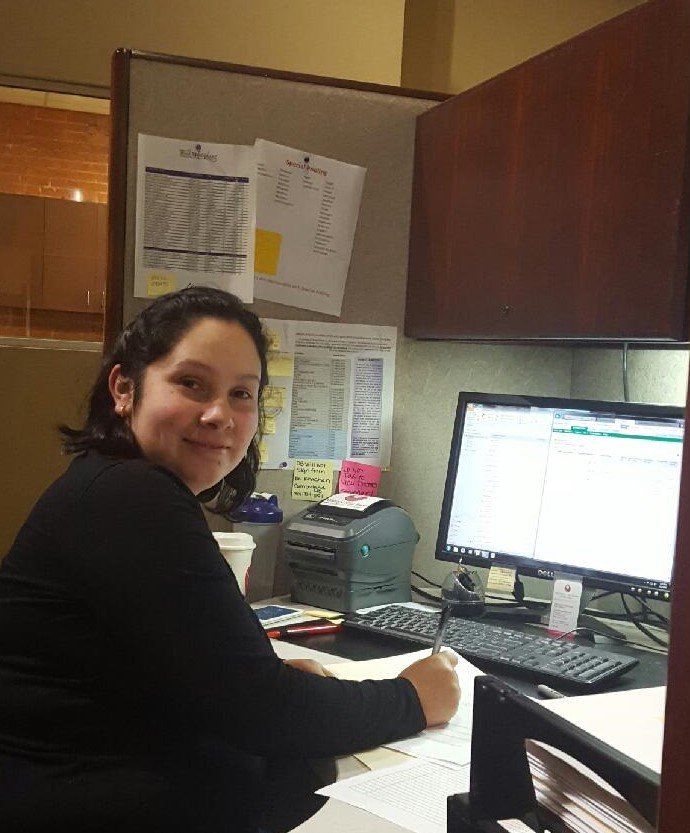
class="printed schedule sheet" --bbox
[134,134,256,301]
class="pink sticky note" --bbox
[338,460,381,497]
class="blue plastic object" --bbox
[229,493,283,524]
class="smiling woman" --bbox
[0,285,461,833]
[59,285,269,511]
[109,318,262,495]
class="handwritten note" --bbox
[338,460,381,496]
[292,459,334,502]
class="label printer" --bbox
[283,494,419,612]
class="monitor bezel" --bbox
[435,392,684,599]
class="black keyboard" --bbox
[343,605,639,691]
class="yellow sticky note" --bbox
[487,565,516,593]
[305,609,342,620]
[258,442,268,464]
[265,328,281,352]
[263,386,285,409]
[263,415,277,435]
[255,228,282,276]
[147,273,176,297]
[292,460,334,502]
[267,354,294,378]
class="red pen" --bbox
[265,621,342,639]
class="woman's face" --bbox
[109,317,262,494]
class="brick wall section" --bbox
[0,102,109,203]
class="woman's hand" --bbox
[283,658,335,677]
[398,651,461,726]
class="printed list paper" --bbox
[317,759,469,833]
[259,319,396,469]
[134,134,256,301]
[254,139,366,316]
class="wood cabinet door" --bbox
[0,194,43,308]
[406,0,690,342]
[41,198,102,313]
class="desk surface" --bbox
[265,605,667,833]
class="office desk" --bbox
[270,615,667,833]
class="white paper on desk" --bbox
[134,134,256,301]
[537,686,665,774]
[270,639,348,667]
[317,759,469,833]
[317,760,533,833]
[326,649,483,766]
[254,139,365,316]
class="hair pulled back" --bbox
[60,286,269,512]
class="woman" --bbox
[0,287,459,832]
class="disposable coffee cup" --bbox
[212,532,256,596]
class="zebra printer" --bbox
[283,494,419,612]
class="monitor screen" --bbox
[436,393,685,600]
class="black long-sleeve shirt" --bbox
[0,452,424,832]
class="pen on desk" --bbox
[265,621,342,639]
[536,684,566,699]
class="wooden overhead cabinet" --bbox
[405,0,690,343]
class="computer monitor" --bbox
[436,392,684,602]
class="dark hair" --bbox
[60,286,269,512]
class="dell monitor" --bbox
[436,393,684,608]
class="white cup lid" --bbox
[212,531,256,551]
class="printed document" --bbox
[254,139,366,316]
[134,134,256,301]
[318,759,469,833]
[259,319,396,469]
[326,648,483,766]
[317,760,532,833]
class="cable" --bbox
[580,592,669,635]
[581,605,669,632]
[411,570,441,588]
[550,624,669,654]
[635,594,669,626]
[410,584,442,605]
[620,593,669,647]
[622,341,630,402]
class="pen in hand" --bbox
[431,605,453,654]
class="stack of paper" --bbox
[523,686,664,833]
[525,741,655,833]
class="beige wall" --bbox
[572,348,689,407]
[403,0,645,93]
[0,0,405,89]
[0,343,101,555]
